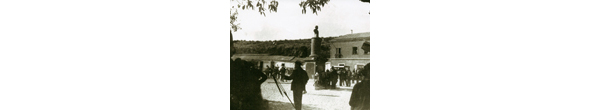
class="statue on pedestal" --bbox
[310,25,321,57]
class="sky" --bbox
[231,0,370,41]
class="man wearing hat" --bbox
[282,61,309,110]
[279,64,287,82]
[349,63,370,110]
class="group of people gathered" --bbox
[230,57,369,110]
[263,64,292,82]
[315,66,365,89]
[230,59,310,110]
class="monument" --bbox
[310,26,321,57]
[308,25,325,75]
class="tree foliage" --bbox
[230,0,329,31]
[299,0,330,15]
[230,10,240,32]
[230,0,279,32]
[233,38,333,58]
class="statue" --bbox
[310,25,321,57]
[313,25,319,38]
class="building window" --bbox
[364,49,369,54]
[352,47,358,55]
[335,48,342,58]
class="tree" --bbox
[231,0,330,31]
[298,0,331,15]
[299,46,309,57]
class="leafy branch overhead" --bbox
[299,0,330,15]
[232,0,279,16]
[230,0,330,31]
[230,0,279,31]
[230,10,241,32]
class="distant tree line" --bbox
[233,37,334,58]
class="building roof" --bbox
[338,32,370,38]
[231,54,315,62]
[329,32,370,42]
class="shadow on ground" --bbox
[262,100,324,110]
[305,93,339,97]
[314,87,353,92]
[266,82,292,84]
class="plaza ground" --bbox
[260,78,359,110]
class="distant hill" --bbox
[233,37,334,58]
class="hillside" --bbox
[232,37,335,58]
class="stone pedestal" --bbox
[309,37,321,57]
[309,37,324,73]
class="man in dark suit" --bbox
[321,70,330,87]
[283,61,309,110]
[330,67,338,89]
[339,68,347,87]
[273,66,279,80]
[264,65,272,78]
[349,63,370,110]
[243,61,268,109]
[279,64,287,82]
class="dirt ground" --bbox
[260,79,358,110]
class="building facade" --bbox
[326,32,370,71]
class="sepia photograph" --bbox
[230,0,370,109]
[5,0,600,110]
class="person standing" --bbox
[279,64,287,82]
[282,61,309,110]
[330,68,339,89]
[313,72,320,85]
[244,62,268,109]
[339,68,347,87]
[343,69,349,87]
[342,69,347,86]
[263,65,272,78]
[353,69,358,83]
[350,69,355,84]
[273,66,279,80]
[349,63,370,110]
[346,69,352,86]
[321,70,330,87]
[356,68,363,83]
[328,68,333,88]
[347,69,351,85]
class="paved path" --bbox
[261,79,359,110]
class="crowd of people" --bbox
[263,64,293,82]
[230,58,369,110]
[314,66,365,89]
[230,59,310,110]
